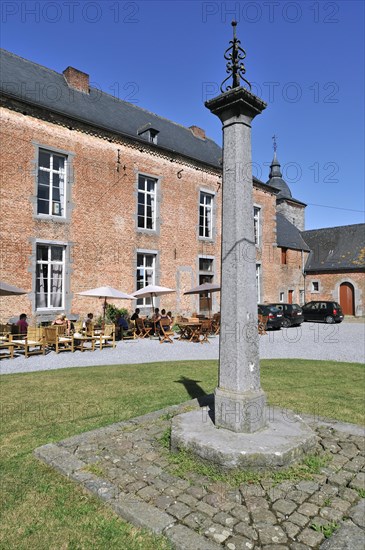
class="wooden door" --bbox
[288,290,293,304]
[340,283,355,315]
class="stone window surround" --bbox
[311,280,320,293]
[198,188,215,242]
[135,171,161,235]
[31,141,75,223]
[30,238,73,317]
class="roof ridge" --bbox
[303,223,365,233]
[0,48,217,145]
[0,48,63,78]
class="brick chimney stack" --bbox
[63,67,90,94]
[189,125,206,140]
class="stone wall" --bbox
[305,271,365,316]
[277,200,305,231]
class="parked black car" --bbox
[258,304,283,330]
[267,303,304,328]
[302,301,344,324]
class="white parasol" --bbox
[0,281,28,296]
[184,282,221,318]
[77,286,135,320]
[132,284,176,312]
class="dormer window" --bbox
[147,129,158,144]
[138,126,159,144]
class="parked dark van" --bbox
[302,301,344,324]
[268,303,304,328]
[258,304,283,330]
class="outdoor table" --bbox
[177,322,202,343]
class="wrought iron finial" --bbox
[272,134,278,153]
[220,20,251,93]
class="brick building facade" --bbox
[0,50,363,322]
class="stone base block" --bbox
[171,407,317,471]
[214,387,267,433]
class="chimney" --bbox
[63,67,89,94]
[189,125,206,140]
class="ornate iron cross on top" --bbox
[220,20,251,93]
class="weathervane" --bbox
[272,134,278,153]
[220,20,251,93]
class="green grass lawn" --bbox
[1,359,364,549]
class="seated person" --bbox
[130,308,140,322]
[150,308,160,335]
[152,308,160,322]
[158,309,172,330]
[115,313,129,339]
[52,314,71,335]
[83,312,94,330]
[15,313,28,336]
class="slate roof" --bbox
[276,213,311,251]
[266,153,292,200]
[0,49,222,169]
[266,153,306,206]
[302,224,365,271]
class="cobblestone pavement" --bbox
[35,400,365,550]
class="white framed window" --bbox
[137,175,156,230]
[256,264,261,303]
[280,292,285,302]
[311,281,319,292]
[36,244,65,309]
[37,149,67,217]
[254,206,261,246]
[199,191,213,238]
[136,252,156,306]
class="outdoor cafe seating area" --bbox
[0,320,120,359]
[0,313,223,360]
[0,280,270,361]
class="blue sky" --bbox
[1,0,364,229]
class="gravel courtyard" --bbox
[1,321,364,376]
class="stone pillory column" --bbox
[206,22,267,433]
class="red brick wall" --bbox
[0,107,222,322]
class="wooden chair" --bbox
[159,318,174,344]
[73,321,83,333]
[10,327,46,358]
[0,341,15,360]
[135,318,151,339]
[258,314,268,335]
[99,324,116,350]
[0,323,12,342]
[121,322,137,340]
[200,319,212,344]
[44,326,74,353]
[212,313,220,335]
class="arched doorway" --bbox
[340,282,355,315]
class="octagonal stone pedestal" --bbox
[171,407,317,470]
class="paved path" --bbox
[1,322,364,375]
[35,399,365,550]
